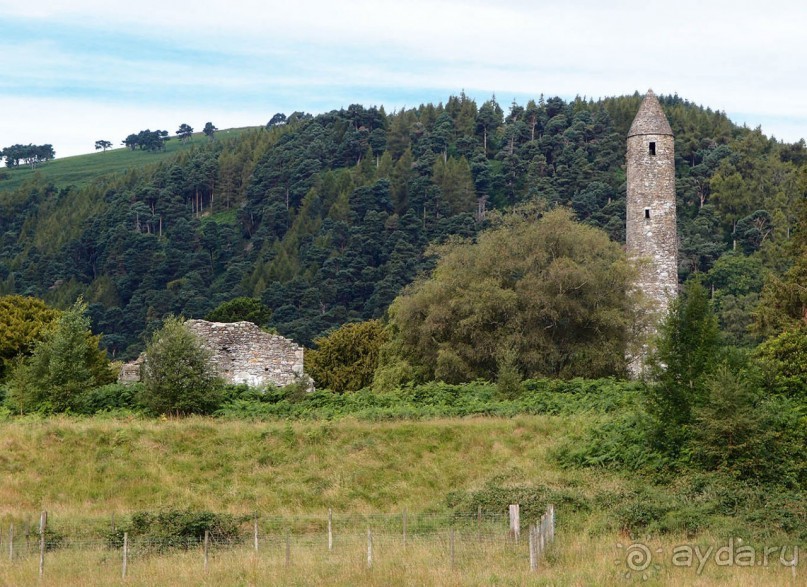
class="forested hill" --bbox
[0,93,804,358]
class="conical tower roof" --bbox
[627,89,673,137]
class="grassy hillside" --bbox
[0,416,564,516]
[0,415,801,586]
[0,127,258,192]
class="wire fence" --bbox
[0,506,555,580]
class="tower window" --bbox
[649,142,656,156]
[644,208,651,219]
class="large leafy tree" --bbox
[0,295,61,379]
[7,299,114,412]
[384,208,639,383]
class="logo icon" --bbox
[616,541,663,580]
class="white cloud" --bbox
[0,97,266,158]
[2,0,807,156]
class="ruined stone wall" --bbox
[119,320,306,388]
[185,320,305,387]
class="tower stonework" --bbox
[626,89,678,373]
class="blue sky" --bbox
[2,0,807,158]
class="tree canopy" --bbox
[0,295,61,379]
[203,122,217,140]
[384,208,638,383]
[0,93,804,360]
[307,320,387,392]
[6,299,114,413]
[1,144,55,168]
[205,297,271,325]
[176,124,194,143]
[123,130,171,152]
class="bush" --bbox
[72,383,142,415]
[755,325,807,400]
[139,317,223,415]
[215,377,641,421]
[106,510,242,551]
[307,320,387,393]
[553,409,667,472]
[205,297,272,325]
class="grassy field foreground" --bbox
[0,416,569,516]
[0,415,802,585]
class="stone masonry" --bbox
[185,320,305,387]
[626,89,678,374]
[119,320,306,388]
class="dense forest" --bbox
[0,92,804,358]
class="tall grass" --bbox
[0,529,798,586]
[0,410,801,584]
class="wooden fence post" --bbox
[402,509,407,548]
[203,530,209,573]
[508,504,520,543]
[541,514,547,554]
[38,511,47,578]
[529,524,536,571]
[477,505,482,543]
[253,516,259,552]
[366,529,373,569]
[549,504,555,542]
[122,532,128,579]
[328,509,333,551]
[450,527,455,569]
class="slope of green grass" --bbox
[0,127,258,193]
[0,414,801,586]
[0,416,573,517]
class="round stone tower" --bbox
[627,89,677,312]
[626,89,677,371]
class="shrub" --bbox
[139,317,223,415]
[72,382,142,415]
[307,320,387,393]
[755,325,807,400]
[205,297,272,325]
[106,510,242,551]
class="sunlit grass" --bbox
[0,415,583,518]
[0,415,802,585]
[0,530,799,586]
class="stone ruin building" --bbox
[119,319,306,388]
[626,89,679,374]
